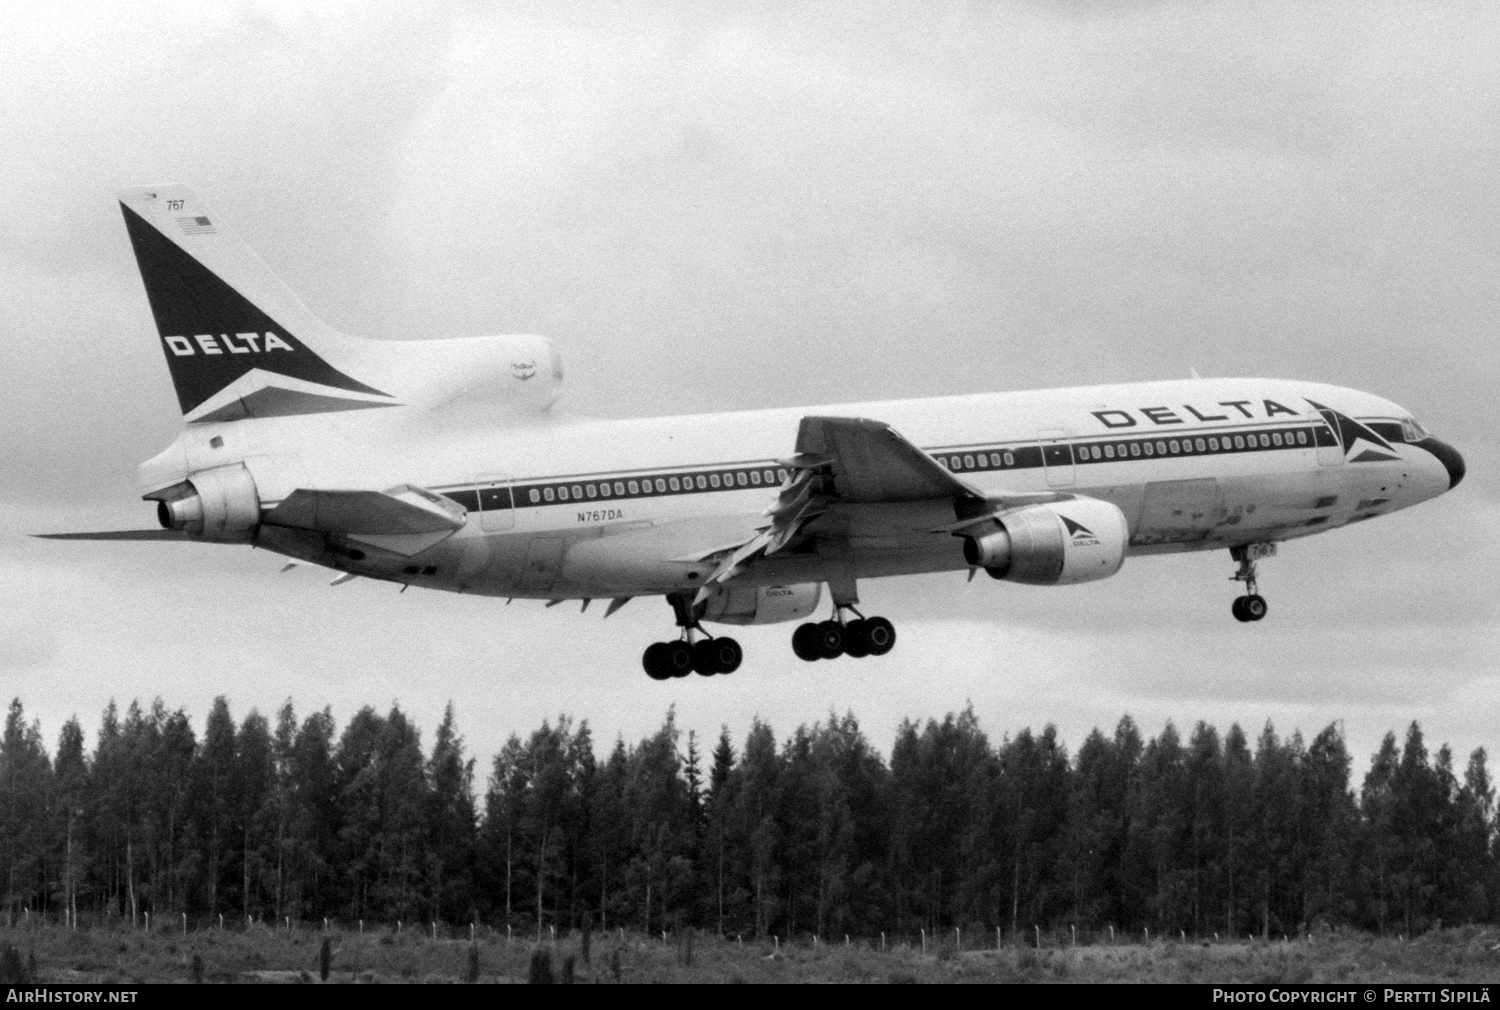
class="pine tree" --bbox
[704,727,737,935]
[427,702,477,924]
[0,700,51,921]
[53,718,88,925]
[196,697,237,917]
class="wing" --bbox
[696,415,1068,597]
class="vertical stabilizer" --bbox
[118,185,397,423]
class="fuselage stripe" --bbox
[427,422,1347,516]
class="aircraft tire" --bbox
[864,616,896,655]
[816,620,845,659]
[1243,594,1268,622]
[643,642,672,680]
[712,637,743,674]
[842,619,871,658]
[792,623,823,662]
[692,639,720,676]
[665,640,694,677]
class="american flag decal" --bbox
[176,215,216,235]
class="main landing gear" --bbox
[1229,543,1273,623]
[791,607,897,662]
[642,594,743,681]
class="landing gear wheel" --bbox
[1242,594,1267,622]
[863,616,896,655]
[643,642,672,680]
[816,620,845,659]
[842,619,871,658]
[792,623,823,662]
[710,637,742,674]
[664,640,694,677]
[1231,597,1251,623]
[692,639,720,676]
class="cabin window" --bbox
[1143,442,1154,456]
[749,470,761,485]
[1101,444,1112,459]
[651,478,662,492]
[529,488,540,503]
[543,486,556,502]
[572,485,582,499]
[764,470,776,484]
[1169,440,1180,454]
[733,471,745,486]
[627,480,639,494]
[1130,442,1140,457]
[1208,437,1219,452]
[777,469,789,482]
[587,484,598,498]
[963,454,974,469]
[1195,438,1206,453]
[598,483,611,497]
[669,476,680,491]
[710,474,721,488]
[1296,431,1308,445]
[1003,451,1014,466]
[693,475,705,489]
[557,486,569,501]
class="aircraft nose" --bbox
[1415,437,1465,489]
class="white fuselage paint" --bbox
[152,376,1452,605]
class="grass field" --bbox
[3,922,1499,983]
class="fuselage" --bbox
[147,375,1462,605]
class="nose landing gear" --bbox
[792,607,896,661]
[642,593,742,680]
[1230,543,1273,623]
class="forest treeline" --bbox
[0,697,1495,941]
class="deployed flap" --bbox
[795,416,985,504]
[263,484,466,535]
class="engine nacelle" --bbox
[699,583,822,625]
[962,498,1127,585]
[154,464,260,543]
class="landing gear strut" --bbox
[1230,544,1273,623]
[792,605,896,662]
[642,593,743,680]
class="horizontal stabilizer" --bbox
[34,529,188,541]
[263,484,466,535]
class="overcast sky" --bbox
[1,1,1496,778]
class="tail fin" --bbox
[118,185,397,423]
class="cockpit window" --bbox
[1402,418,1427,441]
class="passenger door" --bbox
[475,473,515,531]
[1038,430,1076,487]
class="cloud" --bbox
[0,1,1493,770]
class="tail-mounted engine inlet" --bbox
[151,464,260,542]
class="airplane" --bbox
[42,185,1467,680]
